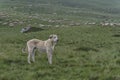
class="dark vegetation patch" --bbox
[3,59,26,65]
[112,34,120,37]
[74,47,99,52]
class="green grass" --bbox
[1,0,120,22]
[0,25,120,80]
[0,0,120,80]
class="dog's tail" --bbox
[22,45,28,53]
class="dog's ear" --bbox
[49,35,53,39]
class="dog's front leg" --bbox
[46,48,53,64]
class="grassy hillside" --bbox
[1,0,120,22]
[0,0,120,80]
[0,25,120,80]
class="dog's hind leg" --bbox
[27,47,34,64]
[28,52,31,64]
[32,48,36,63]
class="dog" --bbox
[22,34,58,64]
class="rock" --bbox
[20,26,31,33]
[9,23,14,27]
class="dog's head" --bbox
[49,34,59,42]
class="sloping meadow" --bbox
[0,25,120,80]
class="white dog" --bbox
[23,34,58,64]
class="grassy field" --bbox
[0,25,120,80]
[0,0,120,80]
